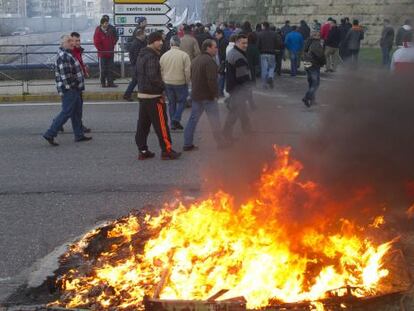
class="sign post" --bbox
[113,0,172,37]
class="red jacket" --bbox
[320,22,332,41]
[71,47,88,76]
[93,26,117,58]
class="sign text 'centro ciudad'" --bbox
[114,0,171,37]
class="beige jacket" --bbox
[160,46,191,86]
[179,34,201,61]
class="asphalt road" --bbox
[0,76,323,303]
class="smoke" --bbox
[201,69,414,222]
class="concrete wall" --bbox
[0,16,89,36]
[204,0,414,47]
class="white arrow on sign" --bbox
[116,25,171,37]
[114,3,171,15]
[115,14,171,25]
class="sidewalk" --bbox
[0,78,133,103]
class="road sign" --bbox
[116,25,171,37]
[114,0,165,3]
[115,14,170,25]
[114,3,171,15]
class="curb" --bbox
[0,92,132,103]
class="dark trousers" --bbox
[124,66,137,98]
[304,67,320,102]
[135,97,172,153]
[99,56,114,86]
[381,46,392,66]
[349,49,360,68]
[275,50,283,75]
[223,90,252,138]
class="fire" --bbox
[55,146,393,310]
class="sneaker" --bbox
[75,136,93,142]
[82,126,92,133]
[138,150,155,160]
[43,135,59,146]
[161,149,182,160]
[183,145,199,152]
[302,98,311,108]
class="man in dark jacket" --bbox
[258,22,279,89]
[215,29,228,97]
[380,19,395,66]
[223,34,253,140]
[339,18,352,60]
[302,31,326,107]
[183,39,224,151]
[396,20,412,47]
[343,19,364,68]
[325,19,341,72]
[123,29,147,101]
[135,32,181,160]
[298,20,311,41]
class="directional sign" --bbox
[114,0,165,3]
[115,14,170,25]
[116,25,171,37]
[114,3,170,15]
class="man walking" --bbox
[183,39,224,151]
[43,35,91,146]
[396,20,412,47]
[223,34,253,140]
[94,17,118,88]
[257,22,278,89]
[380,19,395,67]
[135,32,181,160]
[160,36,191,130]
[284,26,304,76]
[391,32,414,73]
[123,29,147,101]
[215,29,228,97]
[324,19,341,72]
[302,31,326,108]
[180,25,201,61]
[343,19,364,68]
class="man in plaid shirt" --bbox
[43,35,92,146]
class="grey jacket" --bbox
[344,26,365,50]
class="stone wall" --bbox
[204,0,414,46]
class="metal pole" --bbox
[24,45,29,94]
[120,37,125,78]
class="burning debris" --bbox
[25,145,409,311]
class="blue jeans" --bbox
[260,54,276,84]
[218,73,225,96]
[289,51,299,76]
[184,99,221,147]
[165,84,188,124]
[44,89,83,139]
[304,67,320,101]
[381,46,392,66]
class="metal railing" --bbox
[0,42,129,95]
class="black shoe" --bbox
[75,136,93,142]
[43,135,59,146]
[107,83,118,88]
[302,98,311,108]
[161,149,182,160]
[123,95,133,102]
[183,145,199,152]
[82,126,91,134]
[101,84,107,88]
[267,78,274,89]
[59,126,64,133]
[138,150,155,160]
[173,121,184,130]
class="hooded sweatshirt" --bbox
[396,25,413,47]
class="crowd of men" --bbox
[42,15,414,159]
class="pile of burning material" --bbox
[42,146,412,311]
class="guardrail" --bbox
[0,42,129,95]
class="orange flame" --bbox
[56,146,393,310]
